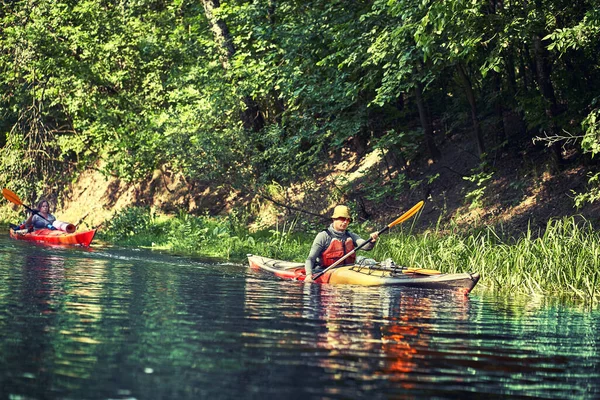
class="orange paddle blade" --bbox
[388,200,424,229]
[2,188,23,206]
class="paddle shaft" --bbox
[310,201,424,281]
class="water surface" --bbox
[0,233,598,399]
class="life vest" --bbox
[320,230,356,267]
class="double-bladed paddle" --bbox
[2,188,53,224]
[311,200,425,281]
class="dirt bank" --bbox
[47,129,599,241]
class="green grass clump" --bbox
[98,206,313,261]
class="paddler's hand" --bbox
[304,275,314,283]
[370,232,379,242]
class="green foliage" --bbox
[99,207,310,260]
[100,206,166,245]
[573,107,600,207]
[573,172,600,208]
[544,9,600,53]
[2,0,600,214]
[463,162,494,209]
[580,107,600,157]
[0,204,22,225]
[363,174,407,202]
[372,129,421,165]
[361,172,424,203]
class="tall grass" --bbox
[373,217,600,303]
[98,206,312,261]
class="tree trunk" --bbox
[266,0,286,125]
[505,50,517,98]
[489,0,507,147]
[414,82,441,161]
[456,63,486,157]
[504,48,528,136]
[492,71,507,147]
[201,0,235,66]
[385,144,407,176]
[201,0,265,132]
[532,33,563,165]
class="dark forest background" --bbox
[1,0,599,228]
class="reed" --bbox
[372,217,600,303]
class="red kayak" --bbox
[9,227,97,246]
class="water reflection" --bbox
[244,271,600,399]
[300,283,477,389]
[22,253,66,314]
[1,237,599,399]
[14,254,66,394]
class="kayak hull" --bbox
[247,255,480,294]
[9,228,97,247]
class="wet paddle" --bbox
[2,188,53,224]
[311,200,425,281]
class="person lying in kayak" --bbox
[23,199,56,231]
[304,205,379,283]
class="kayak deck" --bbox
[247,254,480,294]
[9,228,97,247]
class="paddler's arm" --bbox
[304,232,328,283]
[304,264,314,283]
[350,231,379,250]
[24,209,38,229]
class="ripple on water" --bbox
[0,238,599,399]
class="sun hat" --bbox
[331,205,352,220]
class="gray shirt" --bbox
[304,224,375,275]
[31,213,56,230]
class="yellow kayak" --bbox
[248,255,480,294]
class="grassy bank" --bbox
[373,219,599,303]
[95,207,600,304]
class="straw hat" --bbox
[331,205,352,220]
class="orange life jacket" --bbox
[320,231,356,267]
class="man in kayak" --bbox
[304,205,379,283]
[23,199,56,231]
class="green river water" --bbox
[0,232,598,399]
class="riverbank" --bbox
[2,122,599,304]
[2,202,598,303]
[92,206,599,304]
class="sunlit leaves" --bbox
[1,0,600,211]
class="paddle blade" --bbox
[404,267,442,275]
[2,188,23,206]
[388,200,424,229]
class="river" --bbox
[1,233,599,399]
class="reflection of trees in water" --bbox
[2,248,220,398]
[1,249,116,397]
[378,291,473,384]
[0,253,67,397]
[301,285,422,380]
[23,254,66,314]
